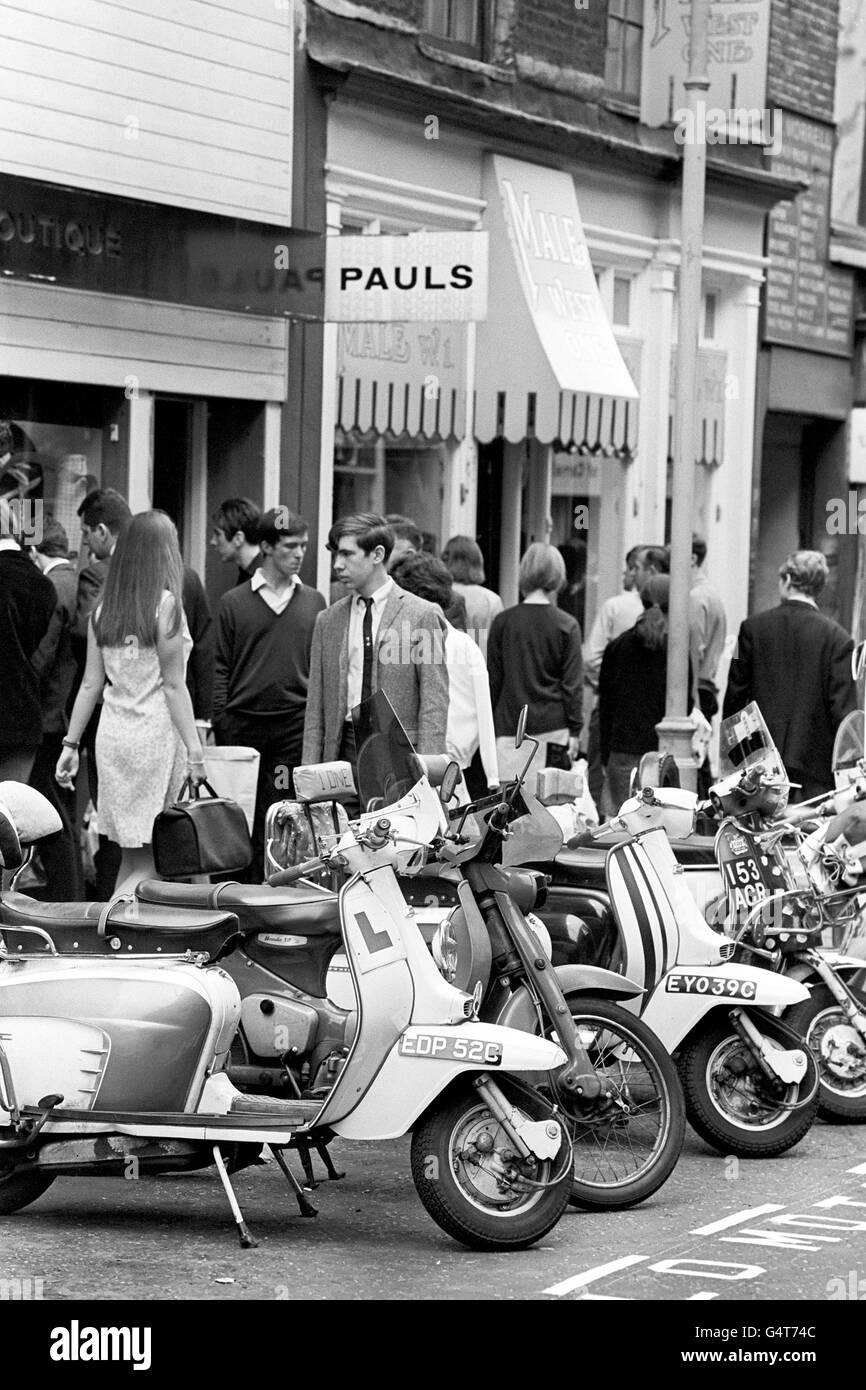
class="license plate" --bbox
[665,973,757,1000]
[399,1033,503,1065]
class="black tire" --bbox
[0,1168,54,1215]
[410,1078,571,1251]
[786,983,866,1122]
[557,997,685,1210]
[677,1013,819,1157]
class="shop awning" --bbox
[474,155,639,451]
[334,319,466,439]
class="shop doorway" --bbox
[153,397,193,542]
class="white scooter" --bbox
[589,786,820,1157]
[0,778,572,1252]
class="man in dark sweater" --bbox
[0,499,57,781]
[213,507,325,872]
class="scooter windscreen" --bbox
[350,691,426,813]
[499,787,565,869]
[832,710,865,790]
[714,702,790,818]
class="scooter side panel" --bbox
[640,965,811,1053]
[0,1016,108,1112]
[331,1025,566,1139]
[0,960,240,1112]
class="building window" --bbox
[424,0,489,58]
[613,274,632,326]
[605,0,643,102]
[703,292,717,340]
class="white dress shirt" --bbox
[346,576,394,712]
[444,624,499,787]
[251,568,300,615]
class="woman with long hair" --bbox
[487,542,583,783]
[55,511,206,893]
[598,574,690,816]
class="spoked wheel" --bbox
[410,1078,572,1251]
[551,997,685,1210]
[0,1162,54,1215]
[786,984,866,1121]
[677,1013,820,1157]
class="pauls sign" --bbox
[324,231,488,322]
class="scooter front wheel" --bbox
[677,1013,819,1157]
[410,1079,571,1251]
[558,997,685,1210]
[785,984,866,1122]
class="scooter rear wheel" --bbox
[0,1168,54,1215]
[785,984,866,1122]
[410,1079,571,1251]
[677,1014,819,1157]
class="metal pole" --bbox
[656,0,711,790]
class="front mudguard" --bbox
[481,965,644,1035]
[329,1023,567,1140]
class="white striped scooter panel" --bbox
[606,840,681,1007]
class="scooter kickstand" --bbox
[272,1146,318,1217]
[212,1144,258,1249]
[316,1141,345,1182]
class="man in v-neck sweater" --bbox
[213,507,325,871]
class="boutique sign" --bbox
[324,231,488,322]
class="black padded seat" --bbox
[553,834,718,887]
[136,879,342,938]
[0,891,240,959]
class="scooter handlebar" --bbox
[267,857,325,886]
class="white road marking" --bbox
[543,1254,648,1297]
[688,1292,720,1300]
[847,1161,866,1174]
[689,1204,786,1235]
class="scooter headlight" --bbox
[431,915,459,984]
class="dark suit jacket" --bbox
[30,560,78,734]
[723,598,856,787]
[302,584,450,763]
[73,557,214,719]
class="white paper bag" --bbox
[202,747,260,833]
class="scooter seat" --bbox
[0,891,240,959]
[136,880,342,938]
[554,835,717,886]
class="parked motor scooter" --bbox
[0,778,574,1252]
[509,764,820,1157]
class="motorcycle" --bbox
[0,776,574,1252]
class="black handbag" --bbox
[545,741,574,771]
[152,779,253,879]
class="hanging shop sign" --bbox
[324,231,488,322]
[641,0,771,131]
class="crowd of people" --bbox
[1,458,859,901]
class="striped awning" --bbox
[334,320,466,439]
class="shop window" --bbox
[605,0,643,102]
[613,274,632,327]
[3,419,102,557]
[333,432,444,552]
[424,0,490,59]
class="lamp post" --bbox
[656,0,711,789]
